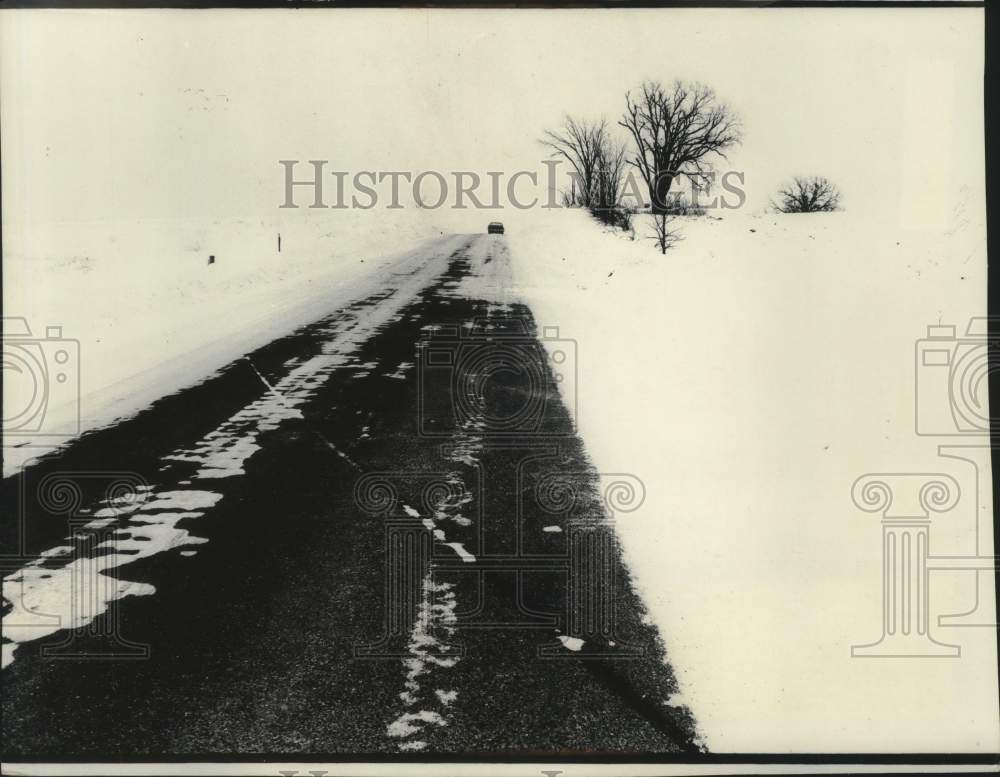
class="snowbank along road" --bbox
[1,233,698,757]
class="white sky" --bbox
[0,8,984,223]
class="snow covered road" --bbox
[1,233,698,757]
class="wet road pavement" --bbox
[1,234,698,758]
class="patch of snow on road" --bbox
[441,543,476,563]
[387,574,460,751]
[387,709,447,739]
[1,488,221,668]
[557,635,584,652]
[386,362,414,380]
[435,689,458,706]
[386,384,487,750]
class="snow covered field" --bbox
[504,205,997,752]
[3,208,446,475]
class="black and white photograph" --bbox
[1,2,997,775]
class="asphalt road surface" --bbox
[1,234,699,759]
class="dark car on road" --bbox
[487,221,504,234]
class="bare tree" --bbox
[542,115,633,227]
[540,116,606,207]
[773,176,842,213]
[619,80,741,215]
[649,213,683,254]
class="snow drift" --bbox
[504,205,996,752]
